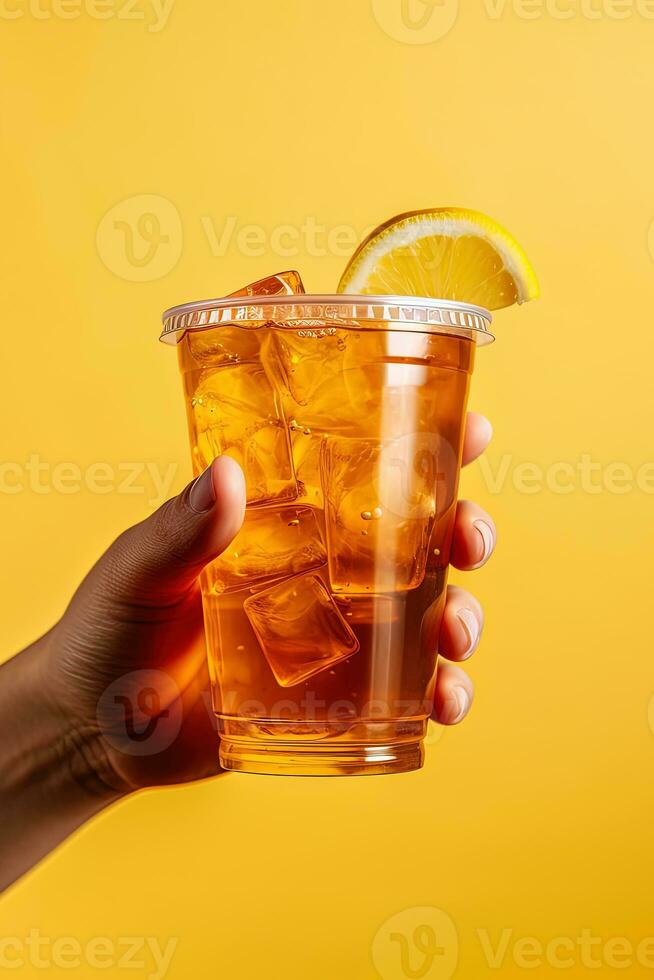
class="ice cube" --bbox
[203,506,326,594]
[376,430,454,520]
[228,270,305,298]
[183,326,262,368]
[269,328,347,407]
[321,436,437,593]
[262,328,380,435]
[243,573,360,687]
[180,271,305,368]
[189,361,297,505]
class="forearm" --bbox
[0,635,123,893]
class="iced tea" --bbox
[164,290,491,774]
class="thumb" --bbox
[102,455,246,604]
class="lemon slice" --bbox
[337,208,539,311]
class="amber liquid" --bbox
[178,324,473,774]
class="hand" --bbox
[41,455,247,794]
[41,412,493,793]
[0,455,245,892]
[0,415,494,890]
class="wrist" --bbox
[0,635,128,808]
[0,636,130,891]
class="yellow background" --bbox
[2,1,654,977]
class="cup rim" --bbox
[160,293,494,346]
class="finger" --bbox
[103,456,246,603]
[431,661,474,725]
[438,585,484,662]
[450,500,496,570]
[462,412,492,467]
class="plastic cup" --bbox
[161,293,492,775]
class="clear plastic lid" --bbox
[160,294,493,346]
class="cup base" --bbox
[219,736,424,776]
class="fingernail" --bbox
[457,608,479,660]
[189,465,216,513]
[450,685,470,724]
[472,519,495,565]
